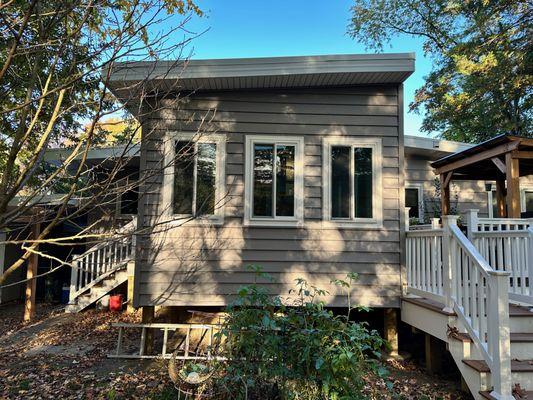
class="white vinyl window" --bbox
[163,133,226,224]
[244,135,304,226]
[323,137,383,228]
[405,182,424,221]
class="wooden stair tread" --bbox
[480,390,533,399]
[452,332,533,343]
[463,359,533,373]
[403,297,533,317]
[510,304,533,317]
[402,297,455,316]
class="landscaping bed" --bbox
[0,303,470,399]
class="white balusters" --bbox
[68,217,137,302]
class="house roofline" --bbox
[105,52,415,98]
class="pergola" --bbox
[431,135,533,218]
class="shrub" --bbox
[215,266,386,399]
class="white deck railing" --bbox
[465,210,533,304]
[406,215,512,399]
[69,217,137,303]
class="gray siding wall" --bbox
[405,154,491,219]
[135,86,403,308]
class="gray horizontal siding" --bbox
[135,85,402,308]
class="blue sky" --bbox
[179,0,434,137]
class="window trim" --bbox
[163,132,226,225]
[405,182,424,221]
[322,137,383,229]
[244,135,304,227]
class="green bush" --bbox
[215,266,386,399]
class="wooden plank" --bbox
[512,151,533,159]
[506,152,521,218]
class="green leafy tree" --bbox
[348,0,532,142]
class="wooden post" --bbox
[24,223,40,322]
[384,308,399,357]
[141,306,155,354]
[425,334,443,374]
[506,152,520,218]
[440,173,451,216]
[496,180,506,218]
[126,261,135,314]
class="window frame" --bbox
[163,132,226,225]
[405,182,424,221]
[322,137,383,229]
[520,185,533,214]
[244,135,304,227]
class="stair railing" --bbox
[406,215,512,399]
[465,209,533,305]
[69,217,137,303]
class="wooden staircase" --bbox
[66,218,136,313]
[404,213,533,399]
[402,297,533,399]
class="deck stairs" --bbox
[65,218,136,313]
[403,212,533,399]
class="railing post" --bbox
[69,259,79,304]
[465,209,479,239]
[405,207,410,232]
[489,271,513,400]
[441,215,459,313]
[430,218,440,229]
[526,225,533,297]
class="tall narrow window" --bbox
[245,136,303,226]
[405,187,422,219]
[172,139,221,216]
[252,143,295,217]
[324,138,382,227]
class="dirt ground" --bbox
[0,302,471,399]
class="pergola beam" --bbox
[491,157,507,174]
[435,141,520,175]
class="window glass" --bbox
[491,190,498,217]
[253,144,274,217]
[405,188,420,219]
[275,145,295,217]
[331,146,351,218]
[173,141,195,214]
[354,148,372,218]
[196,143,217,215]
[525,191,533,212]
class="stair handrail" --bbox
[442,216,513,399]
[69,216,137,303]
